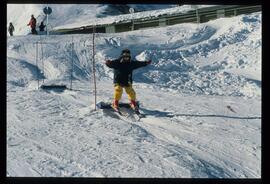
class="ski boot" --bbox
[111,100,120,112]
[130,100,139,111]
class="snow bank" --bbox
[7,12,261,98]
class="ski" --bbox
[133,109,146,120]
[110,105,123,116]
[121,104,146,121]
[97,101,146,121]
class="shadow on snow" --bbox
[140,108,261,120]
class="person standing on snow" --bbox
[105,48,151,111]
[39,21,46,32]
[8,22,15,36]
[27,14,37,35]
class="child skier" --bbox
[105,48,151,111]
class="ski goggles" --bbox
[122,52,131,57]
[122,57,131,62]
[122,53,131,61]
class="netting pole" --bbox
[70,36,74,90]
[36,42,39,89]
[46,5,49,36]
[92,26,97,110]
[41,41,44,84]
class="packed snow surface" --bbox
[7,8,261,178]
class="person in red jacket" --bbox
[27,14,37,35]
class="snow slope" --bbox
[7,10,261,178]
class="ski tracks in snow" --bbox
[7,81,261,177]
[6,78,261,177]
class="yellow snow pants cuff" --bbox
[114,83,136,101]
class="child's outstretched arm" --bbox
[105,60,119,69]
[132,60,151,70]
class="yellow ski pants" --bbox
[114,83,136,101]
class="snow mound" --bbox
[7,12,261,99]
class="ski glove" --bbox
[105,60,112,65]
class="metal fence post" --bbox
[196,9,200,23]
[36,42,39,89]
[41,41,44,84]
[70,36,74,90]
[92,26,97,110]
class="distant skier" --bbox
[39,21,46,32]
[8,22,15,36]
[27,14,37,35]
[105,48,151,111]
